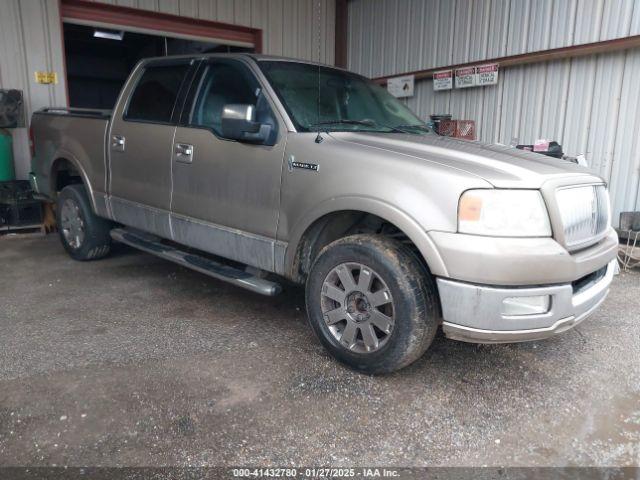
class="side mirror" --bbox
[221,104,272,144]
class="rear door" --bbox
[169,58,287,271]
[108,59,194,238]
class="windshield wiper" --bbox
[393,123,430,132]
[309,119,377,128]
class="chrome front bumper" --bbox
[437,259,617,343]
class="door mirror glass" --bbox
[221,104,272,144]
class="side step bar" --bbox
[110,228,282,296]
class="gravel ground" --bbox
[0,234,638,467]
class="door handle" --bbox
[111,135,125,151]
[174,143,194,163]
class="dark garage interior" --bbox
[63,23,251,109]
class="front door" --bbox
[108,60,192,238]
[170,59,286,271]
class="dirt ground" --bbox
[1,234,638,467]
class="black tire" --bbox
[305,234,439,374]
[57,184,112,261]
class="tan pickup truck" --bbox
[30,54,618,373]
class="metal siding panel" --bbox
[347,0,358,70]
[383,0,399,76]
[215,0,234,23]
[486,0,510,58]
[360,0,374,76]
[549,0,577,49]
[573,0,604,45]
[468,0,491,63]
[197,0,216,20]
[505,0,530,56]
[435,0,455,67]
[0,0,67,179]
[527,0,552,52]
[157,0,179,14]
[452,0,472,64]
[479,79,503,143]
[561,55,597,159]
[584,52,626,181]
[282,0,298,58]
[369,0,386,76]
[178,0,199,18]
[539,59,571,142]
[632,0,640,35]
[423,0,440,69]
[498,65,525,145]
[137,0,160,11]
[407,0,426,72]
[325,0,335,65]
[608,48,640,222]
[599,0,634,40]
[233,0,252,26]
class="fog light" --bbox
[501,295,550,316]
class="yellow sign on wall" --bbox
[34,71,58,84]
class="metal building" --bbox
[0,0,336,180]
[348,0,640,222]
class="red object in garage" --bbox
[438,120,476,140]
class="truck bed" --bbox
[31,107,112,202]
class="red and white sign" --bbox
[455,67,476,88]
[476,63,499,86]
[433,70,453,91]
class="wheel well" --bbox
[51,158,83,195]
[291,211,426,284]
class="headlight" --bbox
[458,189,551,237]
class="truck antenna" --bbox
[315,0,323,144]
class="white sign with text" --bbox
[433,70,453,91]
[387,75,415,98]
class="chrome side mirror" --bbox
[221,104,272,144]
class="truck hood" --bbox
[330,131,599,188]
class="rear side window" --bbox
[125,64,189,123]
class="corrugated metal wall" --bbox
[0,0,335,180]
[348,0,640,222]
[0,0,67,180]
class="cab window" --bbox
[190,60,275,138]
[125,64,189,123]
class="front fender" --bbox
[284,195,449,278]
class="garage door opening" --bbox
[59,0,263,109]
[63,23,252,109]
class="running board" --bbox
[110,228,282,296]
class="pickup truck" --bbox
[30,54,618,374]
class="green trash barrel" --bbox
[0,128,15,181]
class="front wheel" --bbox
[57,184,112,261]
[305,234,439,374]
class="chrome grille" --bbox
[556,185,610,250]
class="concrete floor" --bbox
[1,234,639,467]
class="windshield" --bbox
[259,61,428,134]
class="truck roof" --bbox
[139,52,346,71]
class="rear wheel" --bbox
[57,184,112,261]
[305,234,439,374]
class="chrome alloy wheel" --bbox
[60,198,85,249]
[320,262,395,353]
